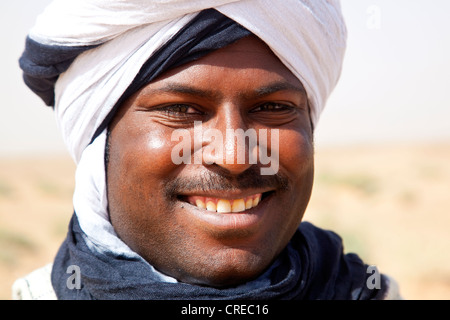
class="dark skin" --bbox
[107,36,315,287]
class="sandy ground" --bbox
[1,143,449,300]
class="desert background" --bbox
[1,0,449,300]
[1,143,450,300]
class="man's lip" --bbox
[178,189,274,213]
[177,191,275,234]
[178,188,274,200]
[185,194,262,213]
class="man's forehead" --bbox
[148,36,301,82]
[136,80,306,103]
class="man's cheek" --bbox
[128,133,182,174]
[277,133,311,171]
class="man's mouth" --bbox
[179,191,274,214]
[185,194,262,213]
[175,190,276,234]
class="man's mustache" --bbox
[165,166,289,198]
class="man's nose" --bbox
[201,107,254,175]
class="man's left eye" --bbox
[250,103,292,112]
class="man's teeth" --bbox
[190,194,262,213]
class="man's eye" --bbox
[250,103,292,112]
[161,104,202,115]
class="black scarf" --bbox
[51,214,390,300]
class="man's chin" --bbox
[172,250,276,288]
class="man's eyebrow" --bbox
[140,82,221,100]
[251,81,306,98]
[139,80,306,101]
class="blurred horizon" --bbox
[1,0,450,157]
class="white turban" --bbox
[22,0,347,259]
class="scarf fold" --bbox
[52,215,390,300]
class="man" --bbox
[14,0,400,300]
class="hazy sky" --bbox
[1,0,449,156]
[317,0,450,146]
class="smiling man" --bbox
[14,0,400,300]
[106,36,314,288]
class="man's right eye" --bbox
[160,104,203,115]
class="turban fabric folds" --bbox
[21,0,348,162]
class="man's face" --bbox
[107,36,314,287]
